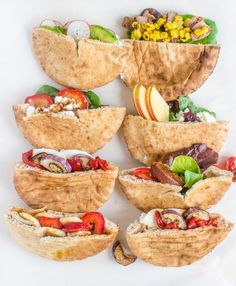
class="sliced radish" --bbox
[66,20,90,40]
[40,19,63,27]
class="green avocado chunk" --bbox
[90,25,118,43]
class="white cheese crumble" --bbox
[26,106,36,116]
[196,111,216,123]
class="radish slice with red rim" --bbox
[40,19,63,27]
[66,20,90,40]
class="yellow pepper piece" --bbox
[172,21,179,29]
[170,29,179,39]
[194,29,203,36]
[184,27,191,32]
[160,32,168,39]
[153,31,161,40]
[132,22,141,30]
[179,29,186,38]
[143,31,150,41]
[165,21,174,30]
[185,32,191,40]
[149,34,157,42]
[131,29,142,40]
[184,18,191,26]
[201,26,209,34]
[175,15,183,21]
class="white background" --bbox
[0,0,236,285]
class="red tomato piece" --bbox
[24,94,54,108]
[68,156,84,172]
[81,212,105,234]
[57,88,89,109]
[88,157,109,171]
[225,157,236,182]
[131,168,154,181]
[154,211,165,229]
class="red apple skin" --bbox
[146,86,158,121]
[133,85,146,118]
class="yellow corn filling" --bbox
[130,15,210,43]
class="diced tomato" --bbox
[68,156,84,172]
[154,211,165,229]
[22,150,44,169]
[24,94,54,108]
[88,156,109,171]
[225,157,236,182]
[57,88,89,109]
[37,216,63,229]
[165,222,179,229]
[131,168,155,181]
[81,212,105,234]
[187,217,215,229]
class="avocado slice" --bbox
[90,25,118,43]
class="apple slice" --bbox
[133,85,152,120]
[146,86,169,122]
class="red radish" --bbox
[24,94,54,108]
[66,20,90,39]
[40,19,63,27]
[57,89,89,109]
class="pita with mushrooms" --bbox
[13,105,126,153]
[119,166,233,212]
[127,209,233,266]
[14,161,118,213]
[5,207,119,261]
[32,27,129,90]
[123,115,229,165]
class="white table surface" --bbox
[1,0,236,285]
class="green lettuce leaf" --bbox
[36,85,59,98]
[170,155,201,174]
[184,170,203,188]
[84,91,101,109]
[40,26,67,35]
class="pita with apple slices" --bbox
[5,206,118,261]
[13,85,126,153]
[33,19,128,89]
[126,207,233,266]
[14,149,118,212]
[124,85,229,165]
[119,144,233,212]
[121,8,220,100]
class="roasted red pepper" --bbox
[165,222,179,229]
[22,150,44,169]
[131,168,155,181]
[225,157,236,182]
[154,211,165,229]
[187,217,217,229]
[88,156,109,171]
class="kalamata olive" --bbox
[161,210,187,229]
[183,208,210,221]
[112,241,137,266]
[167,100,179,112]
[140,8,162,21]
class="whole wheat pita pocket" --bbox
[123,115,229,165]
[127,211,233,266]
[32,27,128,89]
[13,105,126,153]
[121,40,220,100]
[14,162,118,213]
[5,207,119,261]
[119,166,233,212]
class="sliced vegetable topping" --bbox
[154,210,165,229]
[62,222,90,232]
[68,156,84,172]
[57,89,89,109]
[88,156,109,171]
[81,212,105,234]
[22,150,44,170]
[40,154,72,173]
[37,216,63,229]
[90,25,119,43]
[40,19,63,28]
[24,94,54,108]
[36,85,59,98]
[225,157,236,182]
[66,20,90,40]
[161,209,187,229]
[130,168,154,181]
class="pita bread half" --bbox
[32,28,129,89]
[14,162,118,213]
[118,166,233,212]
[126,212,233,266]
[13,105,126,153]
[121,40,220,100]
[123,115,229,165]
[5,207,119,261]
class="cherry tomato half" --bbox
[131,168,154,181]
[24,94,54,108]
[57,89,89,109]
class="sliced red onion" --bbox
[40,155,72,173]
[40,19,63,27]
[161,210,187,229]
[59,150,94,160]
[183,208,209,221]
[31,152,48,164]
[33,148,59,157]
[66,20,90,39]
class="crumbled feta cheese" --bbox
[54,96,63,103]
[196,111,216,123]
[63,103,74,111]
[176,108,191,122]
[26,106,36,116]
[139,209,158,228]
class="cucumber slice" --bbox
[90,25,118,43]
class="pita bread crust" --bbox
[32,28,129,89]
[121,40,220,100]
[119,166,233,212]
[126,213,233,266]
[5,207,119,261]
[123,115,229,165]
[13,105,126,153]
[14,162,118,213]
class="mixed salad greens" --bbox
[39,19,119,44]
[122,8,218,44]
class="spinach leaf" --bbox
[40,25,67,35]
[84,91,101,109]
[36,85,59,98]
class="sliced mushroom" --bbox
[112,241,137,266]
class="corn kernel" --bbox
[131,29,142,40]
[160,32,168,39]
[170,29,179,39]
[132,22,141,30]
